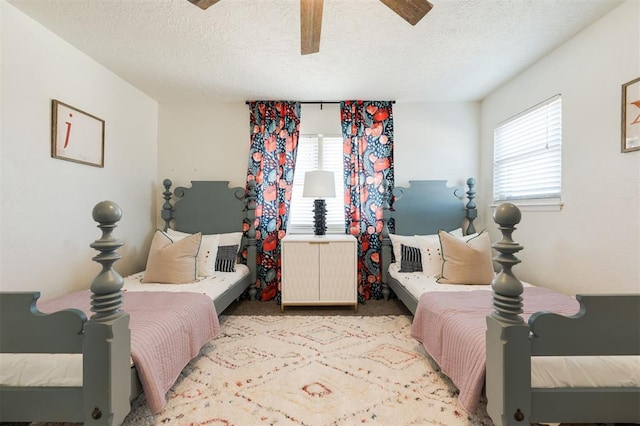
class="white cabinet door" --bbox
[281,235,357,310]
[319,242,356,302]
[282,241,319,302]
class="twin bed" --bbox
[381,179,640,425]
[1,177,638,425]
[0,179,257,424]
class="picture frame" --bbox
[51,99,105,167]
[621,77,640,153]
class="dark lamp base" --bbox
[313,199,327,235]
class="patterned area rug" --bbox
[123,315,493,425]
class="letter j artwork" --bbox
[51,99,105,167]
[64,112,73,148]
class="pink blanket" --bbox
[410,287,579,413]
[41,290,220,413]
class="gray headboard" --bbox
[160,179,257,296]
[380,178,477,300]
[385,178,477,237]
[161,179,252,235]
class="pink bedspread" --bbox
[410,286,579,413]
[41,290,220,413]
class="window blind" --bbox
[289,135,345,233]
[493,95,562,202]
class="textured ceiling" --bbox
[8,0,623,103]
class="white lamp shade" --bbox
[303,171,336,198]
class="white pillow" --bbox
[219,232,243,250]
[447,228,464,238]
[415,229,475,278]
[414,234,442,277]
[166,229,219,277]
[388,234,418,264]
[167,229,244,276]
[389,228,463,267]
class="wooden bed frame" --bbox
[379,179,640,425]
[161,179,258,306]
[380,178,478,312]
[0,180,257,424]
[486,203,640,425]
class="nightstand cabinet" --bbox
[281,234,357,311]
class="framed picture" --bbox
[621,77,640,153]
[51,99,105,167]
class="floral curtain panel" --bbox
[340,100,395,301]
[246,101,301,301]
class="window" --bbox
[493,95,562,205]
[289,135,345,233]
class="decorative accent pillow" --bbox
[166,228,220,277]
[415,229,472,278]
[399,244,422,272]
[437,229,494,285]
[215,245,239,272]
[142,230,201,284]
[389,228,463,270]
[389,234,418,264]
[219,232,243,262]
[415,234,442,278]
[219,232,243,249]
[447,228,464,238]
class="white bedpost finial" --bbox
[491,202,524,324]
[90,200,125,319]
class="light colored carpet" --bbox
[123,315,493,425]
[222,298,412,316]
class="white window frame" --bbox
[288,134,345,234]
[493,95,563,211]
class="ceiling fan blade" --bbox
[378,0,433,26]
[187,0,222,10]
[300,0,324,55]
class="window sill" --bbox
[490,201,563,212]
[287,227,346,235]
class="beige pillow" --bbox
[415,229,473,278]
[166,228,220,277]
[142,230,201,284]
[437,230,494,285]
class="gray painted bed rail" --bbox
[486,203,640,425]
[0,201,131,425]
[1,181,259,424]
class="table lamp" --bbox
[303,170,336,235]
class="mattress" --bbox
[123,264,250,299]
[388,262,493,299]
[0,267,249,388]
[531,355,640,388]
[0,353,83,387]
[390,263,640,400]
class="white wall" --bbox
[393,102,479,188]
[158,101,479,198]
[1,3,159,300]
[158,102,250,190]
[479,0,640,294]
